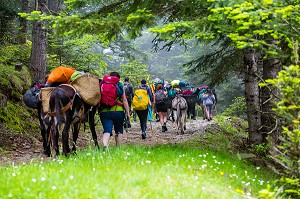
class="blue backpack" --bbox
[167,89,177,99]
[197,88,207,101]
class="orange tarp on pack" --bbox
[47,66,76,83]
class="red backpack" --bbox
[100,75,120,107]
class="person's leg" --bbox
[141,109,148,132]
[115,134,122,146]
[103,133,110,147]
[205,105,210,120]
[205,105,212,120]
[113,111,125,146]
[136,110,147,139]
[158,112,165,132]
[136,110,143,131]
[100,112,113,149]
[208,105,213,119]
[161,111,168,132]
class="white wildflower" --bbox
[146,160,151,164]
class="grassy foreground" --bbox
[0,144,275,199]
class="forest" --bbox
[0,0,299,198]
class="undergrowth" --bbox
[0,145,277,199]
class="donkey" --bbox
[47,84,99,156]
[172,95,188,134]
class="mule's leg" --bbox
[44,124,51,157]
[179,112,184,134]
[173,110,178,130]
[72,123,79,154]
[88,106,99,149]
[38,104,48,155]
[62,113,72,156]
[52,121,60,156]
[183,109,187,131]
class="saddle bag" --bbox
[41,87,56,113]
[71,74,101,106]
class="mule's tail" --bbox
[55,92,62,125]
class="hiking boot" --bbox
[162,123,167,132]
[141,132,146,139]
[103,146,108,152]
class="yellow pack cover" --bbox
[132,89,149,111]
[171,80,180,87]
[47,66,76,83]
[71,74,101,106]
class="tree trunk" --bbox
[18,0,29,44]
[29,0,48,84]
[261,59,282,143]
[244,48,263,145]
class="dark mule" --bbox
[47,84,99,156]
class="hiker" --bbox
[133,79,153,139]
[154,83,168,132]
[123,76,134,114]
[99,71,130,150]
[202,88,216,121]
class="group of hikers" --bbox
[24,66,217,152]
[116,74,217,142]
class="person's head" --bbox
[156,83,163,90]
[206,88,212,94]
[141,79,146,84]
[125,76,130,82]
[109,71,120,78]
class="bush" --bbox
[259,65,300,198]
[222,96,246,119]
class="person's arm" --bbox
[122,94,130,119]
[148,87,153,102]
[211,95,216,104]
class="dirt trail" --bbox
[0,119,210,166]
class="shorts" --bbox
[100,111,125,136]
[155,102,167,112]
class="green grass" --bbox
[0,144,276,199]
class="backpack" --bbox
[100,75,122,107]
[155,90,166,104]
[167,89,177,99]
[132,89,149,110]
[197,87,207,101]
[124,83,133,101]
[23,86,40,109]
[47,66,76,83]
